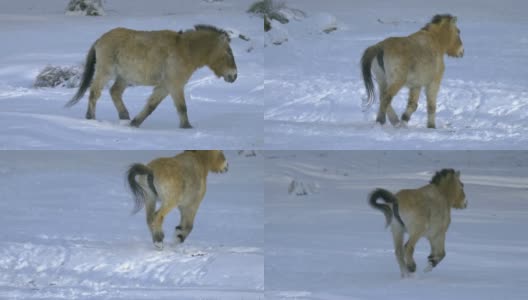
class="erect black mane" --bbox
[430,168,456,185]
[194,24,230,41]
[422,14,455,31]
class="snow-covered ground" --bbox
[0,0,263,149]
[0,151,263,299]
[264,0,528,149]
[264,151,528,299]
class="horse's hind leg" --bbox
[174,202,200,244]
[401,87,421,124]
[110,77,130,120]
[386,105,400,126]
[130,85,168,127]
[150,198,177,250]
[391,223,409,277]
[404,225,426,273]
[377,81,404,126]
[86,66,112,120]
[425,232,446,272]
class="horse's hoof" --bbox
[427,123,436,129]
[398,121,408,128]
[376,117,386,125]
[119,112,130,120]
[424,264,434,273]
[153,241,164,250]
[130,119,141,127]
[180,123,193,129]
[406,262,416,273]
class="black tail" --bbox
[126,163,157,214]
[368,188,404,228]
[65,44,96,108]
[360,44,383,107]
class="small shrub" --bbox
[34,65,83,88]
[65,0,105,16]
[248,0,289,24]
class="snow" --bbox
[264,0,528,149]
[0,0,263,150]
[0,151,263,299]
[264,150,528,299]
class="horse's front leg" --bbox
[174,202,200,244]
[425,80,441,129]
[170,87,192,129]
[130,85,168,127]
[425,232,447,272]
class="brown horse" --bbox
[126,150,228,250]
[66,25,238,128]
[369,169,467,277]
[361,14,464,128]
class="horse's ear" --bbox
[455,170,461,177]
[451,16,458,24]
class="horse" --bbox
[369,168,467,277]
[361,14,464,128]
[65,25,238,128]
[126,150,228,250]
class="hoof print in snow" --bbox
[266,20,289,46]
[310,13,339,34]
[288,179,319,196]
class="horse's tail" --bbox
[361,44,384,107]
[126,163,158,215]
[65,44,96,108]
[368,188,404,228]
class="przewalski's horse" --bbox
[369,169,467,277]
[66,25,238,128]
[126,150,228,250]
[361,14,464,128]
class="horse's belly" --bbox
[116,64,162,86]
[406,69,434,87]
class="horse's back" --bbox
[379,33,441,87]
[95,27,181,85]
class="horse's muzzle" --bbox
[457,47,464,58]
[225,73,237,83]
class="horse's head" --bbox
[208,150,229,173]
[426,15,464,58]
[431,168,467,209]
[208,32,237,83]
[451,170,467,209]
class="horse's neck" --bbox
[419,29,451,54]
[434,182,456,207]
[192,152,212,177]
[184,33,214,69]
